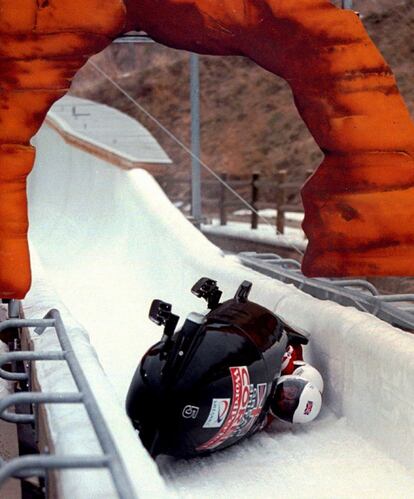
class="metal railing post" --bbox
[276,170,287,234]
[219,172,228,226]
[251,173,259,229]
[0,310,139,499]
[191,53,202,224]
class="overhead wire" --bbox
[88,59,306,258]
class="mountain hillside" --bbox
[71,1,414,208]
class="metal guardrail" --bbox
[238,252,414,332]
[0,305,138,499]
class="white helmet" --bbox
[292,361,324,394]
[270,375,322,424]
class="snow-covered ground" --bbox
[202,218,307,252]
[162,412,414,499]
[233,208,302,219]
[22,108,414,497]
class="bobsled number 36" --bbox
[126,278,323,458]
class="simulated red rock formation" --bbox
[132,0,414,277]
[0,0,126,297]
[1,0,414,298]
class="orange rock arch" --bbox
[1,0,413,298]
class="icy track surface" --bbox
[25,115,414,497]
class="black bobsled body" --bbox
[126,279,289,458]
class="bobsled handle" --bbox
[191,277,222,310]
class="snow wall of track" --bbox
[24,111,414,497]
[23,259,168,498]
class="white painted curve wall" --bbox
[25,121,414,497]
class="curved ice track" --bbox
[23,101,414,498]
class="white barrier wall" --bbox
[25,117,414,496]
[23,251,169,499]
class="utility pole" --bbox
[341,0,353,8]
[190,53,202,226]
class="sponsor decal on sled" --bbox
[197,366,268,451]
[203,398,231,428]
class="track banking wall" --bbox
[25,115,414,496]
